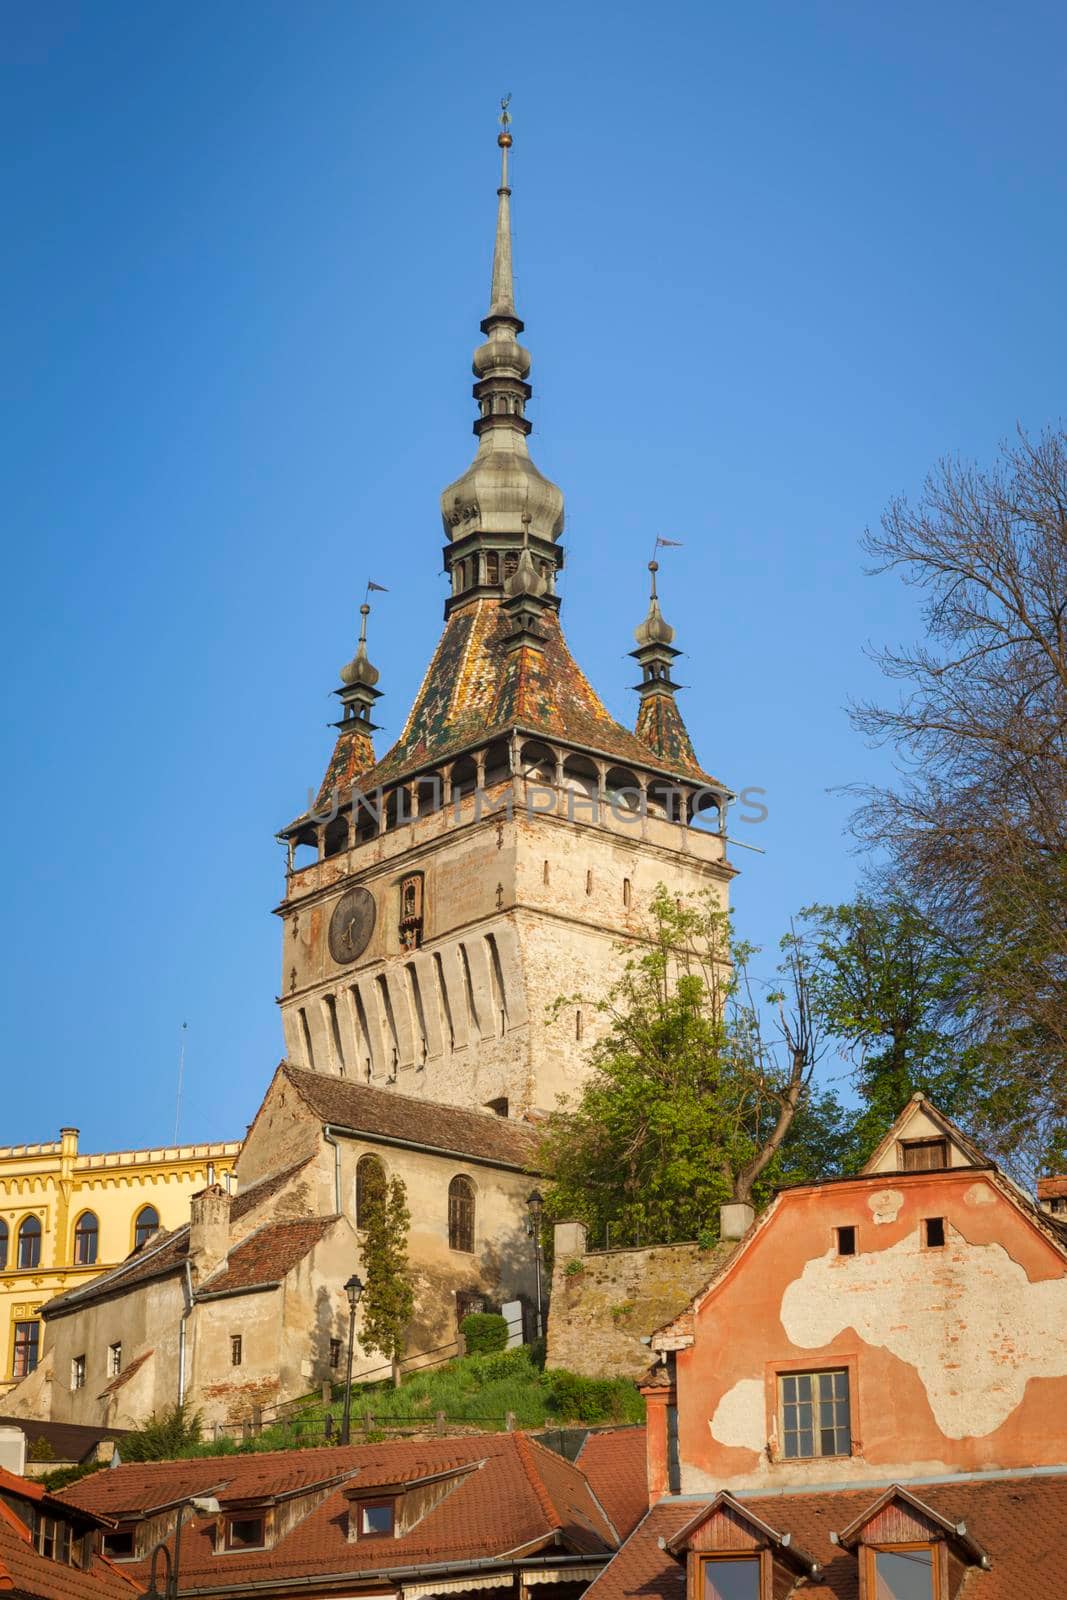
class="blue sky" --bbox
[2,0,1064,1150]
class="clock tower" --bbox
[276,110,735,1119]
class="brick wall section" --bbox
[546,1232,731,1379]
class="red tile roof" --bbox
[43,1230,190,1320]
[197,1216,335,1296]
[575,1429,649,1540]
[582,1474,1067,1600]
[61,1434,622,1587]
[0,1468,142,1600]
[283,1065,541,1169]
[230,1155,316,1222]
[1039,1176,1067,1201]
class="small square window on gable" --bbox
[836,1225,857,1256]
[924,1216,946,1248]
[665,1492,820,1600]
[833,1483,990,1599]
[901,1137,949,1171]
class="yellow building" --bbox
[0,1127,239,1396]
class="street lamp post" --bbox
[340,1271,365,1446]
[526,1190,544,1339]
[144,1496,220,1600]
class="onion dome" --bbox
[335,602,382,730]
[439,101,564,612]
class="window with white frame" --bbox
[779,1368,851,1459]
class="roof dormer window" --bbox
[701,1556,760,1599]
[358,1499,395,1538]
[666,1492,819,1600]
[832,1483,990,1598]
[225,1514,267,1551]
[864,1544,936,1597]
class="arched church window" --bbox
[17,1216,41,1270]
[485,551,500,584]
[448,1175,475,1253]
[0,1219,7,1271]
[73,1211,99,1266]
[133,1206,159,1251]
[355,1155,386,1228]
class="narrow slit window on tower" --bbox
[623,877,632,908]
[399,873,424,951]
[542,860,550,885]
[230,1334,243,1367]
[586,869,593,895]
[576,1008,583,1041]
[485,551,500,584]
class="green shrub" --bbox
[460,1312,509,1354]
[541,1368,644,1424]
[564,1258,584,1277]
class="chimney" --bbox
[189,1184,231,1277]
[719,1202,755,1242]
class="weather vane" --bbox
[499,93,511,133]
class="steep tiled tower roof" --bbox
[297,106,721,829]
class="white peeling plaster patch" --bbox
[709,1378,765,1454]
[780,1231,1067,1438]
[868,1188,904,1224]
[965,1182,996,1207]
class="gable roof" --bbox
[230,1154,316,1222]
[0,1467,142,1600]
[574,1429,649,1541]
[282,1064,541,1170]
[859,1093,989,1175]
[583,1474,1067,1600]
[42,1229,190,1321]
[663,1491,818,1575]
[196,1216,336,1297]
[60,1433,622,1586]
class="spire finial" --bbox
[489,96,516,318]
[648,559,659,601]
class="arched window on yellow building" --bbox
[73,1211,99,1266]
[133,1206,159,1251]
[0,1219,7,1271]
[17,1216,41,1270]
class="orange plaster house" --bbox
[645,1095,1067,1499]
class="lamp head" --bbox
[527,1189,544,1218]
[344,1272,365,1310]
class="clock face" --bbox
[328,886,376,965]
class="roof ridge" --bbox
[512,1432,562,1533]
[283,1062,538,1130]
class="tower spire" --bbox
[488,95,516,319]
[439,100,565,614]
[631,559,701,772]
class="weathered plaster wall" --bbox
[546,1236,721,1379]
[672,1170,1067,1494]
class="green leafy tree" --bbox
[540,887,853,1245]
[358,1173,415,1384]
[797,897,979,1164]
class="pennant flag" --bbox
[367,580,389,592]
[655,537,684,548]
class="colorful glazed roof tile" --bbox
[301,599,719,823]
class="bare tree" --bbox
[848,426,1067,1168]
